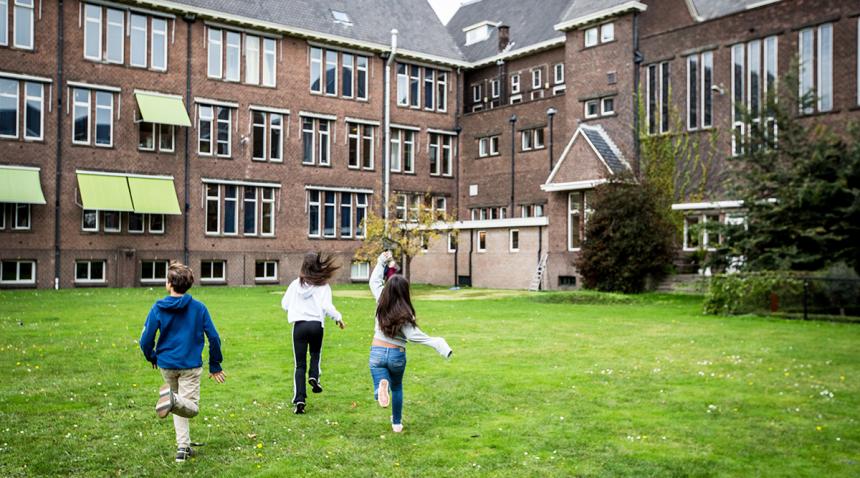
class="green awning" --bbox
[76,173,135,212]
[135,92,192,127]
[0,166,46,204]
[127,177,182,215]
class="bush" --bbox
[703,272,803,315]
[575,180,676,293]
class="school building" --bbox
[0,0,858,290]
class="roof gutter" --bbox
[554,1,647,31]
[383,29,398,230]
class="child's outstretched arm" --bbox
[139,308,160,368]
[321,285,345,329]
[401,323,452,358]
[202,307,225,382]
[369,252,389,302]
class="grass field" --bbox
[1,285,859,477]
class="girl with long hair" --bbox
[369,251,452,432]
[281,252,345,414]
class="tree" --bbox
[712,70,860,274]
[575,178,676,293]
[354,195,456,282]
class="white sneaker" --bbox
[392,423,403,433]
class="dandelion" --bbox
[256,443,263,449]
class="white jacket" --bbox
[281,279,342,326]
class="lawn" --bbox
[0,285,858,477]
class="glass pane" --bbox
[95,92,112,145]
[325,50,337,94]
[342,53,353,97]
[245,35,260,84]
[18,261,32,281]
[91,262,104,280]
[106,9,124,63]
[225,31,241,81]
[244,187,256,234]
[159,124,173,150]
[130,14,147,67]
[139,122,154,149]
[151,19,167,70]
[208,29,221,77]
[25,82,41,138]
[0,78,16,136]
[128,213,144,232]
[76,262,88,280]
[84,4,101,59]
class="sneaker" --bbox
[175,446,195,463]
[156,390,175,418]
[294,402,306,414]
[159,383,171,398]
[377,379,390,408]
[392,423,403,433]
[309,377,323,394]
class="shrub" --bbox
[704,272,803,315]
[575,180,676,293]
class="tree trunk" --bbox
[405,254,413,283]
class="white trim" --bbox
[0,164,40,172]
[76,169,175,181]
[305,185,374,195]
[554,2,647,31]
[509,229,520,252]
[426,128,457,136]
[67,80,121,92]
[202,177,282,189]
[672,200,744,211]
[249,104,291,115]
[86,0,176,19]
[194,97,239,108]
[299,110,337,121]
[471,37,566,68]
[461,20,501,33]
[745,0,781,11]
[133,89,183,100]
[432,216,548,231]
[203,20,282,39]
[541,179,608,192]
[0,71,52,83]
[682,0,703,21]
[544,124,628,187]
[345,116,380,126]
[390,122,420,132]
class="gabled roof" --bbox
[446,0,571,64]
[151,0,465,63]
[542,124,630,191]
[688,0,781,22]
[555,0,647,31]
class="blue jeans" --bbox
[369,346,406,425]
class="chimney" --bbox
[498,25,510,52]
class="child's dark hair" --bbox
[376,274,418,338]
[167,261,194,294]
[300,252,340,286]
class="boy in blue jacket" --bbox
[139,262,225,463]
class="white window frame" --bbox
[584,99,599,119]
[554,63,564,85]
[21,82,45,141]
[221,185,238,236]
[71,88,91,145]
[13,0,34,50]
[245,35,260,85]
[129,13,148,69]
[207,28,223,79]
[531,68,542,90]
[318,119,331,166]
[150,18,168,71]
[490,79,500,99]
[477,230,487,253]
[509,229,519,252]
[263,38,277,87]
[94,91,113,147]
[198,105,213,155]
[158,124,174,152]
[472,84,481,103]
[200,260,226,283]
[423,68,435,110]
[302,117,315,165]
[310,47,324,94]
[325,49,338,96]
[490,135,499,155]
[83,4,103,61]
[105,8,124,64]
[128,212,145,234]
[308,190,321,237]
[510,74,520,94]
[397,63,408,106]
[0,0,7,46]
[224,30,241,82]
[81,209,99,232]
[75,260,106,284]
[102,210,121,233]
[215,106,232,157]
[255,260,278,282]
[205,183,221,235]
[687,54,699,131]
[436,70,447,112]
[0,260,36,285]
[521,129,533,151]
[350,261,370,281]
[140,260,169,284]
[149,214,165,234]
[243,186,258,236]
[584,27,598,48]
[0,78,17,138]
[12,203,29,230]
[798,28,814,114]
[701,50,714,129]
[323,190,337,238]
[478,137,488,157]
[568,192,583,251]
[355,193,368,238]
[447,232,456,253]
[260,187,275,237]
[600,23,614,43]
[339,192,353,238]
[251,110,267,161]
[817,23,833,112]
[269,113,283,162]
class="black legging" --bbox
[292,320,324,404]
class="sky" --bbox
[428,0,462,24]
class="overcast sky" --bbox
[428,0,462,24]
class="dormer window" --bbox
[464,21,495,46]
[331,10,352,26]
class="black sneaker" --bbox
[175,446,195,463]
[294,402,306,414]
[309,377,323,394]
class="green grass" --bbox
[1,286,859,477]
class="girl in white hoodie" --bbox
[281,253,345,414]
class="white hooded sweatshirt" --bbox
[281,279,342,326]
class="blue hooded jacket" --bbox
[139,294,223,373]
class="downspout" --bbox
[509,114,517,213]
[468,229,474,284]
[453,67,462,287]
[183,14,195,265]
[538,225,543,290]
[633,12,642,178]
[53,0,65,290]
[383,29,398,228]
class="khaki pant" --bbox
[160,367,202,448]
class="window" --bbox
[0,0,7,46]
[348,123,375,170]
[103,9,124,63]
[395,194,407,221]
[198,105,231,157]
[255,261,278,282]
[702,51,713,128]
[251,110,284,162]
[260,188,275,236]
[396,63,446,111]
[301,117,332,166]
[103,211,120,232]
[221,185,237,235]
[75,260,106,284]
[355,193,368,238]
[584,27,598,47]
[532,69,542,90]
[554,63,564,84]
[308,190,321,237]
[447,233,457,253]
[568,191,589,251]
[331,9,351,25]
[325,50,338,95]
[490,79,500,99]
[465,24,491,45]
[263,38,277,87]
[150,18,167,71]
[798,24,832,113]
[350,262,370,280]
[149,214,164,234]
[390,129,415,173]
[13,0,33,49]
[139,121,173,152]
[585,100,599,119]
[207,28,223,78]
[128,213,144,233]
[732,37,778,153]
[205,183,220,234]
[243,186,257,235]
[424,69,435,109]
[94,91,113,147]
[472,84,482,103]
[521,129,533,151]
[510,74,520,94]
[686,51,715,131]
[81,209,98,232]
[83,4,102,60]
[601,97,614,115]
[397,64,408,106]
[684,214,723,250]
[437,71,447,112]
[13,203,29,229]
[0,260,34,285]
[521,128,544,151]
[323,191,336,238]
[477,231,487,252]
[200,260,225,282]
[409,65,420,108]
[646,62,670,135]
[129,14,147,68]
[600,23,614,43]
[310,47,323,93]
[223,31,241,81]
[245,35,260,84]
[509,229,519,252]
[342,53,354,98]
[429,133,453,176]
[141,260,168,284]
[0,78,15,137]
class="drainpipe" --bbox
[453,67,462,287]
[183,14,195,265]
[468,229,473,285]
[509,114,517,213]
[383,29,398,228]
[547,107,557,172]
[538,225,543,290]
[633,12,642,178]
[53,0,65,290]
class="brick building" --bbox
[1,0,858,290]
